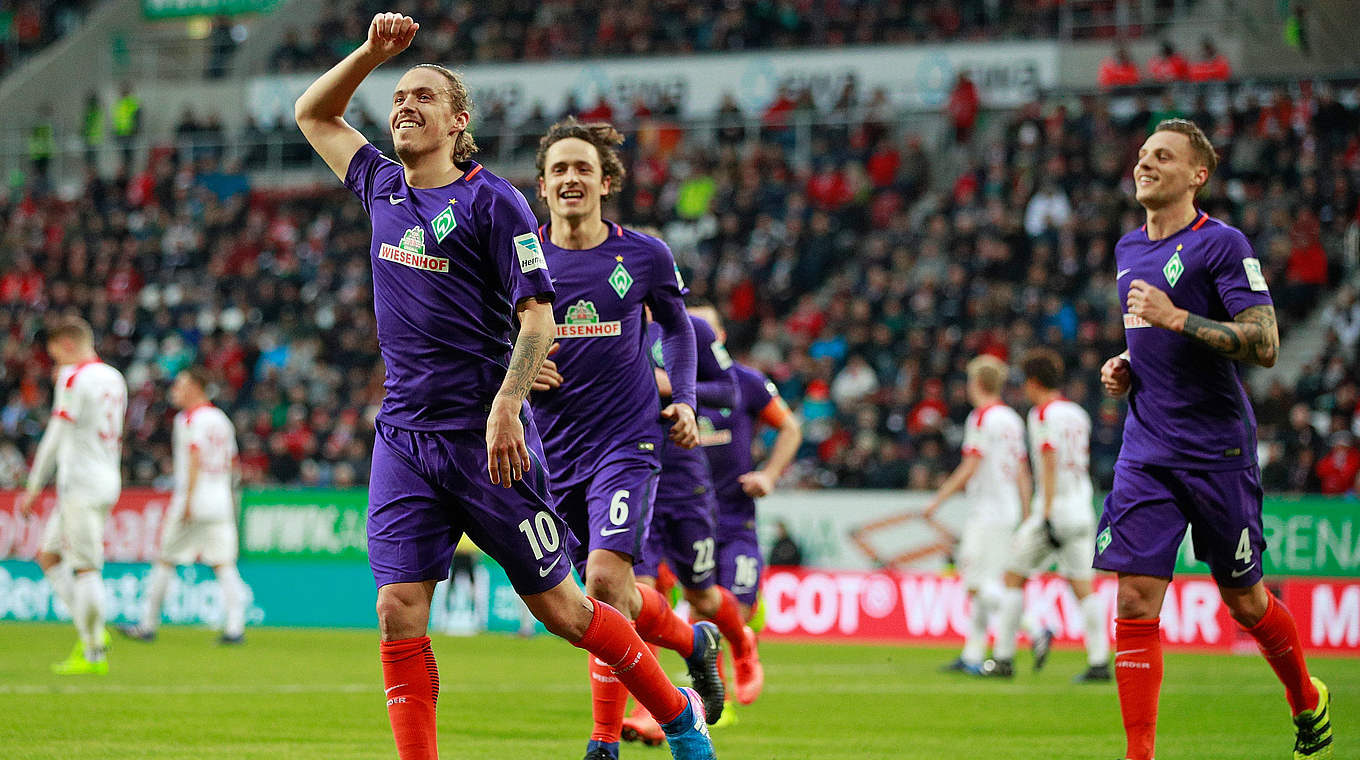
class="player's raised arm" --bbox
[487,298,556,486]
[294,12,418,181]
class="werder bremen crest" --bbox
[609,262,634,298]
[430,201,457,243]
[1163,245,1184,288]
[565,300,599,324]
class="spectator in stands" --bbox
[81,90,104,166]
[1316,431,1360,495]
[1097,45,1142,90]
[111,83,141,169]
[1147,40,1190,83]
[768,521,803,566]
[946,71,980,145]
[1189,39,1232,82]
[1321,284,1360,359]
[1024,179,1071,237]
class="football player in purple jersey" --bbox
[528,118,722,760]
[1097,118,1330,760]
[295,16,714,760]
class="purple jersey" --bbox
[1116,211,1273,470]
[531,221,696,488]
[699,363,781,529]
[648,315,736,508]
[345,144,552,430]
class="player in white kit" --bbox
[983,348,1110,680]
[925,355,1030,674]
[18,317,126,675]
[119,367,248,644]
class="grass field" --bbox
[0,623,1354,759]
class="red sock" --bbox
[634,582,694,657]
[589,651,628,742]
[710,587,750,658]
[1114,618,1162,760]
[1244,594,1320,715]
[573,598,686,725]
[380,636,439,760]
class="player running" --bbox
[528,118,722,760]
[1099,118,1331,760]
[622,311,759,743]
[924,355,1030,675]
[18,316,126,675]
[688,303,800,685]
[118,367,248,645]
[294,15,715,760]
[982,348,1109,681]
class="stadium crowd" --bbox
[2,79,1358,494]
[269,0,1184,72]
[0,0,94,76]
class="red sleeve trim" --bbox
[1040,442,1056,452]
[53,410,74,422]
[758,397,793,428]
[962,445,982,456]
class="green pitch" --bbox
[0,623,1354,759]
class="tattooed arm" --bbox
[1180,305,1279,367]
[486,297,556,486]
[1126,278,1279,367]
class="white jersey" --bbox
[961,402,1026,525]
[51,360,126,502]
[1027,397,1095,527]
[170,404,238,522]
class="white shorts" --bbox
[159,518,239,567]
[957,520,1015,591]
[1005,516,1096,581]
[40,497,115,570]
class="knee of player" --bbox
[684,587,720,617]
[375,587,431,638]
[1220,584,1269,627]
[1115,582,1161,619]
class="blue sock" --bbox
[660,698,695,735]
[585,739,619,758]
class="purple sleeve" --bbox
[342,143,397,215]
[645,243,696,410]
[740,366,777,418]
[1208,228,1273,317]
[485,183,554,307]
[692,316,736,407]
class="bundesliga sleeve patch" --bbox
[514,233,547,274]
[1243,257,1269,292]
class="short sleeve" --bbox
[962,412,983,456]
[742,370,777,418]
[484,184,554,307]
[343,143,401,215]
[1029,408,1055,452]
[1207,229,1273,317]
[53,369,77,422]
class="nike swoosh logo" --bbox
[1117,268,1132,279]
[1231,563,1256,578]
[385,684,407,694]
[600,527,629,536]
[1114,648,1147,657]
[389,195,405,205]
[539,556,563,577]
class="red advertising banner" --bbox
[0,488,172,562]
[761,567,1360,655]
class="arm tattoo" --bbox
[498,331,549,403]
[1180,305,1279,367]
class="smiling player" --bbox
[1098,119,1332,760]
[529,118,723,760]
[294,15,715,760]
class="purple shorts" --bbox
[1094,460,1265,588]
[716,519,763,606]
[555,445,660,578]
[367,419,576,595]
[637,486,718,589]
